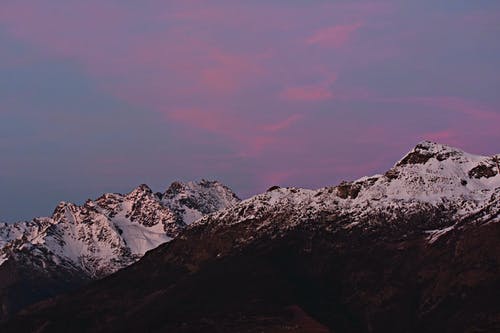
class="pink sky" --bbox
[0,0,499,220]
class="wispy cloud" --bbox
[262,114,302,132]
[307,23,363,48]
[279,74,338,102]
[279,86,333,102]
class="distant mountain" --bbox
[0,180,239,320]
[3,141,498,333]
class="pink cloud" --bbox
[307,23,363,48]
[0,1,267,103]
[169,108,238,134]
[244,136,278,157]
[0,2,132,62]
[200,50,264,94]
[167,107,304,156]
[262,114,302,132]
[279,74,338,102]
[280,86,334,102]
[319,2,394,17]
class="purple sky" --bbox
[1,1,499,221]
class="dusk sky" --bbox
[1,1,499,221]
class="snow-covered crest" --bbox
[0,180,239,277]
[350,141,499,205]
[1,142,498,276]
[195,142,499,241]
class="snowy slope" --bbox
[0,180,239,278]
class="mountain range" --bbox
[1,141,499,332]
[0,180,240,320]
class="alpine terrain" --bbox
[2,141,500,332]
[0,180,240,320]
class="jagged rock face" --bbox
[0,180,239,320]
[2,142,498,332]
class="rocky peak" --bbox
[164,180,238,200]
[161,180,240,225]
[199,179,221,188]
[51,201,80,224]
[164,181,185,198]
[94,193,124,215]
[396,141,465,166]
[377,142,500,198]
[126,184,153,200]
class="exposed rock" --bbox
[468,164,497,179]
[267,185,281,192]
[336,181,362,199]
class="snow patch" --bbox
[425,226,455,244]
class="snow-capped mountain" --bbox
[195,141,499,242]
[0,179,239,319]
[4,142,498,332]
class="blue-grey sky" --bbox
[1,0,499,221]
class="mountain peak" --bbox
[162,179,240,225]
[164,179,239,201]
[51,201,78,219]
[125,184,154,202]
[130,184,153,194]
[415,140,453,150]
[392,141,499,180]
[396,141,466,167]
[164,181,186,197]
[341,142,500,206]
